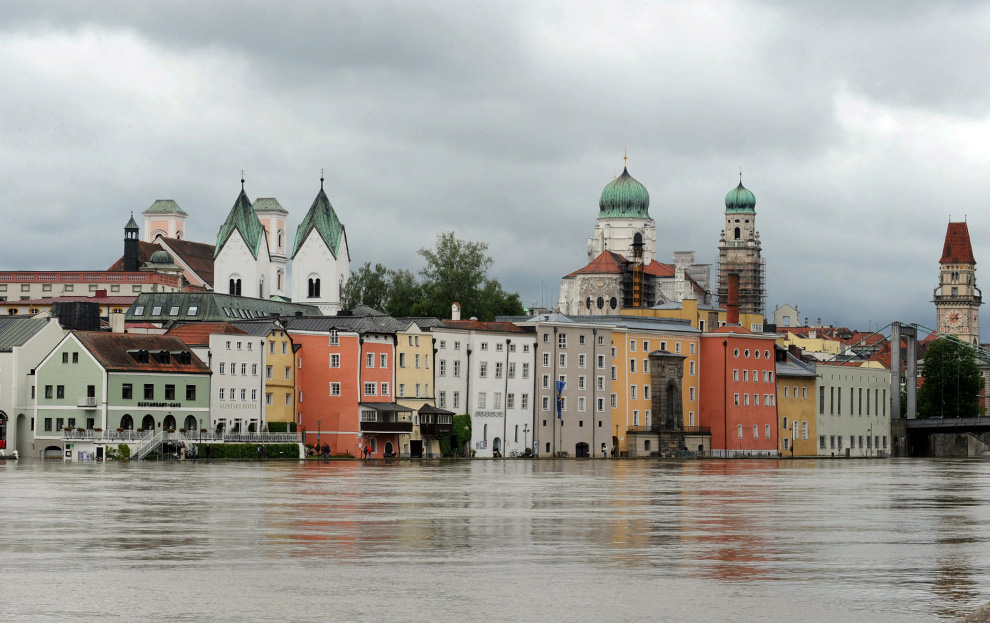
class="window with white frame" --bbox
[364,382,376,396]
[521,394,528,409]
[439,391,447,408]
[366,353,374,368]
[330,383,341,396]
[330,354,340,368]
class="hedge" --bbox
[195,443,299,460]
[266,422,297,433]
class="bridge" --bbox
[894,417,990,457]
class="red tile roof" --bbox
[442,320,530,333]
[940,222,976,264]
[565,251,626,277]
[107,241,158,272]
[709,325,754,334]
[643,260,675,277]
[73,331,210,373]
[108,239,216,287]
[165,323,247,346]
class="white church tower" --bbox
[290,174,350,314]
[214,176,272,299]
[253,197,289,298]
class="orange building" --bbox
[699,326,779,457]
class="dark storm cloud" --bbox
[1,0,989,332]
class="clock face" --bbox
[949,312,961,326]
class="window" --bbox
[240,389,246,401]
[364,383,376,396]
[743,370,748,382]
[643,359,649,373]
[496,342,504,352]
[236,342,242,351]
[689,387,695,401]
[286,393,292,406]
[578,397,586,412]
[330,354,340,368]
[381,383,389,396]
[558,353,566,368]
[610,394,618,408]
[143,384,154,400]
[453,392,460,409]
[230,363,236,376]
[266,365,273,379]
[438,391,447,408]
[251,364,258,376]
[480,362,488,378]
[801,421,808,440]
[186,385,196,400]
[558,333,567,349]
[330,383,341,396]
[241,363,247,375]
[597,397,604,412]
[478,392,487,409]
[802,387,807,399]
[734,393,740,406]
[522,363,530,378]
[495,362,503,379]
[819,435,827,449]
[507,393,515,409]
[453,361,461,377]
[493,393,502,409]
[219,388,225,400]
[165,385,176,400]
[630,359,636,373]
[416,383,422,398]
[381,353,388,368]
[270,341,276,354]
[542,353,550,367]
[481,342,489,351]
[508,362,516,378]
[44,418,52,431]
[690,343,696,355]
[121,384,132,399]
[282,343,288,355]
[62,352,68,364]
[439,340,446,349]
[521,394,529,409]
[398,384,406,397]
[737,425,743,439]
[454,341,461,350]
[367,353,374,368]
[578,354,586,368]
[630,386,637,400]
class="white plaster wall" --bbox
[291,233,346,314]
[209,334,266,431]
[815,365,892,457]
[215,231,271,299]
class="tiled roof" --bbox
[4,296,138,306]
[107,241,158,271]
[230,319,285,337]
[565,251,626,277]
[165,323,247,346]
[285,315,395,335]
[215,189,265,259]
[0,317,52,352]
[709,325,754,335]
[142,199,187,216]
[160,238,216,287]
[442,320,530,333]
[575,315,699,333]
[73,331,210,374]
[940,222,976,264]
[292,186,344,259]
[643,260,675,277]
[125,292,319,322]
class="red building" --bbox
[699,326,779,457]
[288,316,407,458]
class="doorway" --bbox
[575,442,590,458]
[141,414,155,431]
[16,414,30,454]
[410,440,423,458]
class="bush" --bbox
[106,443,131,461]
[266,422,297,433]
[196,443,299,460]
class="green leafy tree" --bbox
[341,262,391,311]
[917,338,982,419]
[417,232,524,321]
[385,269,424,317]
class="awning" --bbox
[358,402,413,412]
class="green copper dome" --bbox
[150,250,173,264]
[725,181,756,213]
[598,167,650,219]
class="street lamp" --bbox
[523,424,529,455]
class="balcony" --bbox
[360,419,413,434]
[77,397,98,408]
[359,402,414,434]
[419,422,453,437]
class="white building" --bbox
[0,317,66,455]
[214,181,273,300]
[815,363,891,457]
[432,315,537,458]
[290,178,350,315]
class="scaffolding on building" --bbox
[716,256,766,317]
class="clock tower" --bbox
[934,221,982,345]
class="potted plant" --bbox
[200,428,207,434]
[137,428,145,433]
[116,427,124,433]
[76,427,85,432]
[179,428,187,434]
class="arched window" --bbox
[483,423,488,441]
[120,414,133,430]
[184,415,197,431]
[633,232,643,245]
[734,227,741,240]
[610,297,617,309]
[142,415,155,431]
[585,297,592,310]
[112,308,123,314]
[7,309,17,315]
[163,415,176,431]
[308,277,321,298]
[597,297,604,310]
[277,231,284,250]
[229,278,242,296]
[175,230,183,240]
[277,271,284,291]
[29,308,39,315]
[259,277,264,298]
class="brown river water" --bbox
[0,457,987,622]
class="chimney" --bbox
[726,272,740,325]
[109,310,125,333]
[451,302,461,321]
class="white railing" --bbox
[77,397,97,408]
[135,430,165,460]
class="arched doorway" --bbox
[163,415,176,431]
[43,446,62,459]
[16,414,29,454]
[141,415,155,431]
[575,442,590,458]
[184,415,197,432]
[384,441,394,457]
[492,438,501,453]
[120,414,133,430]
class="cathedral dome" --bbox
[725,181,756,213]
[599,168,650,219]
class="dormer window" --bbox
[156,350,171,364]
[131,350,150,364]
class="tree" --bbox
[417,231,525,321]
[341,262,391,311]
[917,338,982,419]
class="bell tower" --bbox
[934,221,982,344]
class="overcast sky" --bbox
[2,1,990,332]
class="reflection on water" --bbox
[1,458,988,622]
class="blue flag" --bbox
[555,380,566,419]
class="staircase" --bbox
[135,430,164,460]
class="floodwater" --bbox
[0,458,987,622]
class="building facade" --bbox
[934,221,981,345]
[774,346,817,457]
[815,363,891,457]
[716,178,765,316]
[0,317,65,455]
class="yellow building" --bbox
[622,298,764,333]
[394,321,440,458]
[605,317,701,456]
[775,330,842,359]
[775,347,817,456]
[263,325,297,429]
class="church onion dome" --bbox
[598,167,650,219]
[142,250,180,272]
[725,181,756,213]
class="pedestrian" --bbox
[322,443,330,458]
[601,442,607,459]
[257,444,263,460]
[610,446,616,459]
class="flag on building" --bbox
[555,380,566,419]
